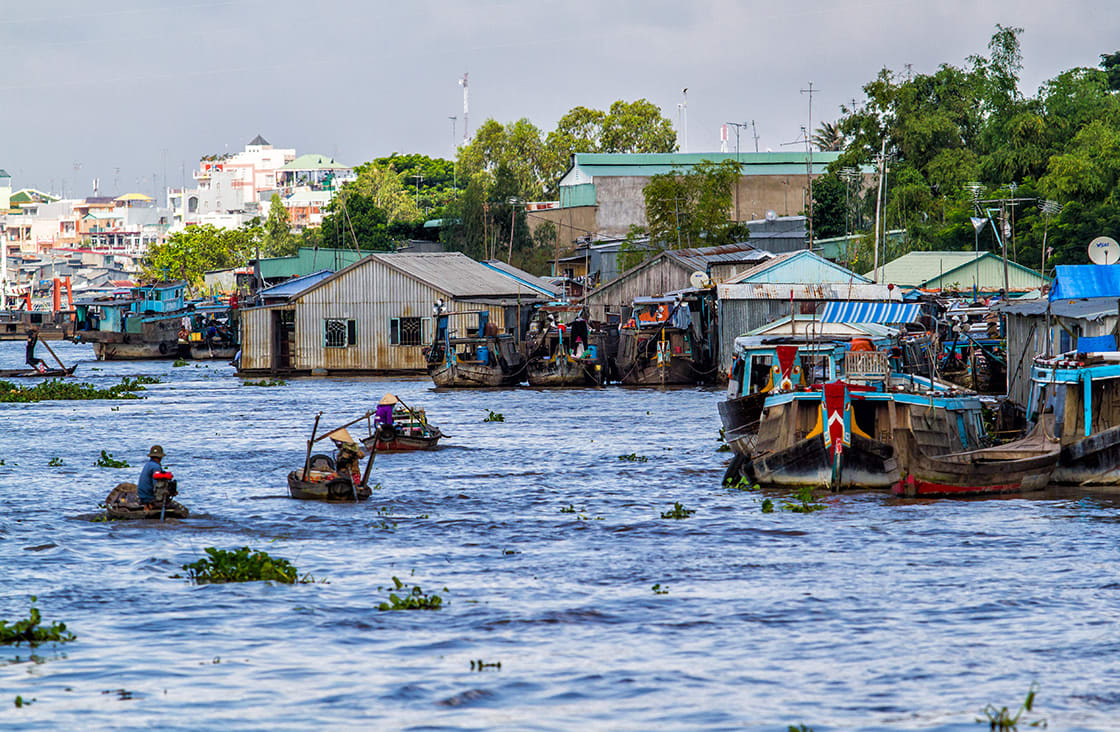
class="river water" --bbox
[2,340,1119,730]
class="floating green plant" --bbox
[725,476,758,492]
[14,695,35,708]
[95,450,129,468]
[172,359,190,367]
[0,597,76,646]
[0,377,152,403]
[782,486,827,513]
[716,427,732,452]
[659,502,695,520]
[377,576,443,611]
[47,457,63,467]
[618,453,648,462]
[182,547,312,584]
[560,504,579,513]
[242,379,287,387]
[651,583,669,595]
[483,410,504,423]
[761,499,774,513]
[978,683,1045,730]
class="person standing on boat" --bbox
[136,445,165,507]
[375,393,398,429]
[25,327,47,373]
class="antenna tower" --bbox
[459,73,469,143]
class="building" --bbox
[203,247,371,293]
[579,242,773,321]
[870,251,1047,293]
[716,250,899,370]
[238,252,547,375]
[529,151,847,245]
[168,134,296,228]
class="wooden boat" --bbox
[0,365,76,378]
[891,423,1059,497]
[104,480,189,520]
[1027,352,1120,487]
[524,305,603,387]
[615,290,717,386]
[424,311,525,388]
[288,412,377,501]
[360,406,444,452]
[736,349,988,491]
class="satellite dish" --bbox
[765,210,778,222]
[1088,236,1120,265]
[689,271,712,289]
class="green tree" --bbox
[318,189,422,251]
[370,153,458,217]
[349,163,422,223]
[812,121,845,152]
[262,193,298,256]
[640,160,748,258]
[142,224,256,289]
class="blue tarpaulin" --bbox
[1050,265,1120,300]
[1077,335,1117,352]
[817,301,922,324]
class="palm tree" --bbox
[812,121,845,152]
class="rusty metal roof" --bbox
[368,252,543,298]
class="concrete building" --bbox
[529,152,846,245]
[870,251,1047,293]
[238,252,547,375]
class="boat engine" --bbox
[152,470,178,503]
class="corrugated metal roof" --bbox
[295,252,542,299]
[259,270,334,299]
[560,152,852,187]
[744,315,898,338]
[666,242,772,270]
[718,282,902,300]
[871,251,1046,291]
[280,154,350,171]
[1002,297,1119,319]
[1050,264,1120,300]
[724,250,871,285]
[480,260,561,296]
[818,301,923,323]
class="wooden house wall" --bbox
[581,258,690,321]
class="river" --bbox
[1,340,1118,730]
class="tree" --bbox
[812,121,845,152]
[349,163,422,223]
[457,118,547,199]
[142,224,256,289]
[370,153,458,216]
[1102,51,1120,91]
[318,189,422,251]
[262,193,298,256]
[641,160,748,257]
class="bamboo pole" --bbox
[301,412,322,481]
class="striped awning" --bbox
[818,301,923,324]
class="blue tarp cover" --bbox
[1050,265,1120,300]
[818,301,922,324]
[1077,334,1117,352]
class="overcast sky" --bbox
[3,0,1118,199]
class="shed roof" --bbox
[717,282,901,301]
[480,260,561,296]
[1002,297,1119,320]
[725,250,870,284]
[298,252,545,300]
[870,251,1046,290]
[818,301,923,324]
[259,270,334,300]
[666,242,772,271]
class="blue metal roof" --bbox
[259,270,334,299]
[818,301,923,324]
[1051,264,1120,300]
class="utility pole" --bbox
[412,173,423,209]
[800,81,818,249]
[726,121,750,222]
[840,167,860,267]
[459,73,469,143]
[872,139,886,283]
[1039,199,1062,279]
[678,88,688,152]
[751,120,760,153]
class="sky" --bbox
[2,0,1119,200]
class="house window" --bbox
[324,318,356,348]
[390,316,427,346]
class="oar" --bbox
[39,339,68,372]
[159,495,167,522]
[360,433,378,494]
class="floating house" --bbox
[716,250,901,371]
[238,252,547,375]
[580,242,772,322]
[870,251,1047,294]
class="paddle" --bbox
[39,338,68,372]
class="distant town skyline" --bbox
[2,0,1118,198]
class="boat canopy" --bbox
[1050,264,1120,300]
[1077,334,1117,353]
[818,301,922,324]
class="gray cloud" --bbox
[2,0,1118,197]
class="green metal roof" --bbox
[257,247,366,279]
[563,151,847,180]
[280,154,350,171]
[869,251,1047,290]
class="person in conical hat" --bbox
[375,393,398,428]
